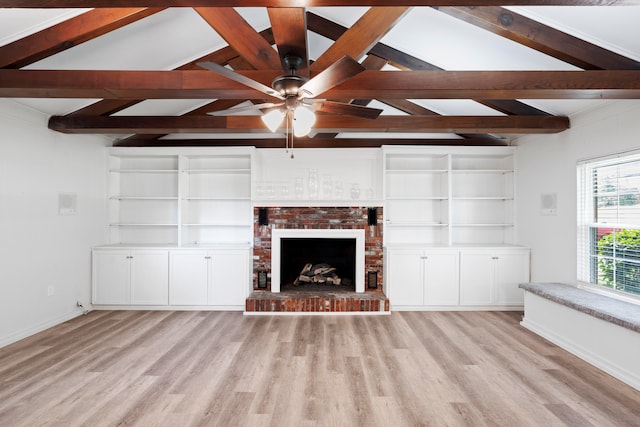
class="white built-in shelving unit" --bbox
[180,153,252,247]
[383,146,528,310]
[383,146,515,246]
[98,145,528,311]
[95,148,254,310]
[107,147,254,248]
[108,153,180,246]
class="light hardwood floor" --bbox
[0,310,638,426]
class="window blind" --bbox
[577,153,640,296]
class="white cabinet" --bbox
[169,250,209,305]
[169,249,250,307]
[495,251,530,305]
[386,248,459,307]
[386,249,423,306]
[211,250,249,306]
[423,250,459,306]
[459,248,529,306]
[387,246,527,309]
[92,249,169,305]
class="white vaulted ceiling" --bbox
[1,2,640,147]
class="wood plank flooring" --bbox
[1,310,639,426]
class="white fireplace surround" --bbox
[271,228,366,293]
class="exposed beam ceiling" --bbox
[1,1,639,6]
[2,2,640,147]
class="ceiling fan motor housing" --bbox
[272,74,308,97]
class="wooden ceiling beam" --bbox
[311,7,410,72]
[268,7,309,76]
[194,7,281,70]
[4,69,640,99]
[68,28,276,116]
[48,114,569,134]
[114,99,251,144]
[0,8,165,69]
[306,12,548,116]
[114,137,507,148]
[437,6,640,70]
[2,1,637,7]
[306,12,440,71]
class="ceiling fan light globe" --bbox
[293,106,316,129]
[294,123,312,137]
[262,109,285,132]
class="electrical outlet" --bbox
[47,285,54,296]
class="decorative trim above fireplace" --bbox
[271,228,366,293]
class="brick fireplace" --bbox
[248,206,387,313]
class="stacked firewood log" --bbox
[293,263,343,286]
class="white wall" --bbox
[0,100,108,347]
[515,100,640,283]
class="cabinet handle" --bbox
[492,256,499,260]
[204,256,211,260]
[420,256,428,259]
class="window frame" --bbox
[577,151,640,301]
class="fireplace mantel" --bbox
[271,228,366,293]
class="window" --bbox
[578,153,640,296]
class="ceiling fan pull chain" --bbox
[290,129,295,160]
[284,109,289,154]
[289,111,295,159]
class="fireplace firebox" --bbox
[280,237,356,291]
[271,229,366,293]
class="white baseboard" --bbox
[91,305,245,311]
[521,293,640,391]
[0,309,84,349]
[390,305,523,311]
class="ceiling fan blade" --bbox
[197,61,283,100]
[298,55,365,99]
[207,102,284,116]
[311,100,382,119]
[267,7,310,78]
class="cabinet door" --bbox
[423,250,459,306]
[459,251,494,306]
[92,250,130,305]
[495,250,529,305]
[210,250,249,306]
[130,250,169,305]
[386,249,424,306]
[169,251,209,305]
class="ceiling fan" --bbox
[197,55,383,150]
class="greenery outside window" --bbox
[577,153,640,296]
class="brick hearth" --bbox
[246,290,390,313]
[249,206,386,313]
